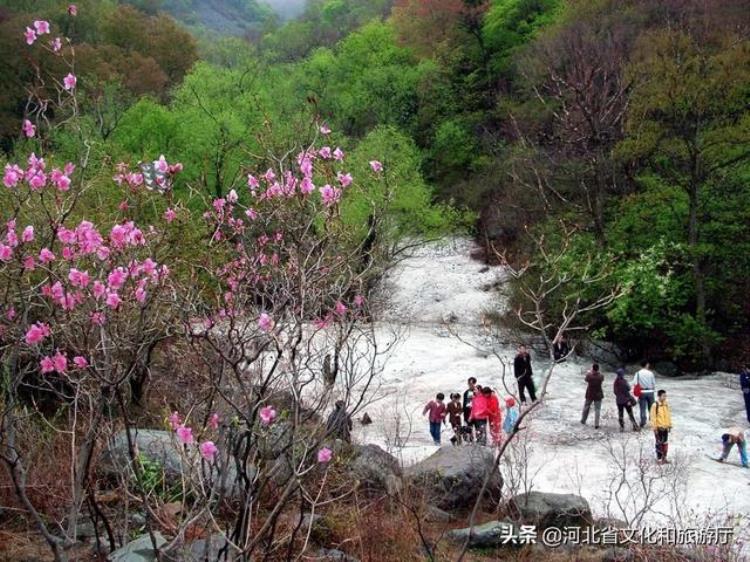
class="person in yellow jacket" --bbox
[650,390,672,464]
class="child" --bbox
[717,428,749,468]
[423,393,447,445]
[650,390,672,464]
[503,397,518,436]
[446,393,464,445]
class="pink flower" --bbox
[353,294,365,307]
[25,322,50,345]
[263,169,276,182]
[24,27,37,45]
[205,413,219,430]
[300,177,315,195]
[319,184,341,207]
[73,356,88,369]
[333,147,344,161]
[0,245,12,261]
[227,189,239,203]
[168,411,182,430]
[22,119,35,138]
[317,447,333,464]
[337,172,353,188]
[4,164,24,188]
[90,312,106,326]
[258,312,273,332]
[68,268,90,288]
[154,155,169,173]
[6,306,16,321]
[247,174,259,190]
[313,316,332,330]
[39,248,55,263]
[68,4,77,16]
[21,226,34,243]
[176,425,194,445]
[23,256,35,270]
[33,20,50,35]
[334,301,347,316]
[92,280,106,299]
[319,147,332,159]
[163,208,176,223]
[369,160,383,173]
[199,441,218,462]
[40,356,55,373]
[259,405,277,426]
[245,208,258,220]
[107,267,127,289]
[52,351,68,373]
[51,37,62,52]
[63,73,76,91]
[105,292,121,309]
[320,124,331,135]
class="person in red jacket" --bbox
[483,387,503,447]
[470,386,489,445]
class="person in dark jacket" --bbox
[326,400,353,443]
[613,368,639,432]
[553,334,570,362]
[581,364,604,428]
[740,366,750,424]
[463,377,477,424]
[513,345,537,404]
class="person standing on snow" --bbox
[423,393,447,445]
[717,428,749,468]
[463,377,477,426]
[503,397,519,436]
[581,363,604,429]
[613,368,639,432]
[633,360,656,428]
[650,390,672,464]
[740,366,750,424]
[514,345,537,404]
[446,393,464,444]
[469,388,490,445]
[483,387,503,446]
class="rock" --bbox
[318,548,360,561]
[360,412,372,425]
[424,505,455,523]
[101,429,249,499]
[600,547,634,562]
[258,421,293,460]
[163,533,240,562]
[594,517,628,530]
[446,520,517,548]
[348,444,402,495]
[653,361,680,377]
[405,445,502,511]
[108,533,166,562]
[101,429,183,479]
[508,492,592,531]
[581,340,623,367]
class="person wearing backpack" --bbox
[633,360,656,428]
[650,390,672,464]
[613,368,639,432]
[581,363,604,429]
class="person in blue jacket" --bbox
[741,365,750,424]
[503,397,519,435]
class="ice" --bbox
[357,237,750,534]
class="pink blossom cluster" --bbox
[169,411,220,462]
[3,154,74,192]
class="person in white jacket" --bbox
[633,360,656,428]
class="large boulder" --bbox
[100,429,250,499]
[580,340,623,367]
[405,445,502,511]
[446,520,517,549]
[653,361,680,377]
[347,444,402,495]
[164,534,240,562]
[507,492,592,531]
[108,533,166,562]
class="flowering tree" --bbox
[1,9,396,562]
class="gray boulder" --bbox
[100,429,250,499]
[405,445,502,511]
[581,340,622,367]
[108,533,166,562]
[424,505,455,523]
[348,444,402,495]
[508,492,592,531]
[164,534,240,562]
[446,520,517,548]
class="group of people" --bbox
[422,343,750,468]
[422,377,520,447]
